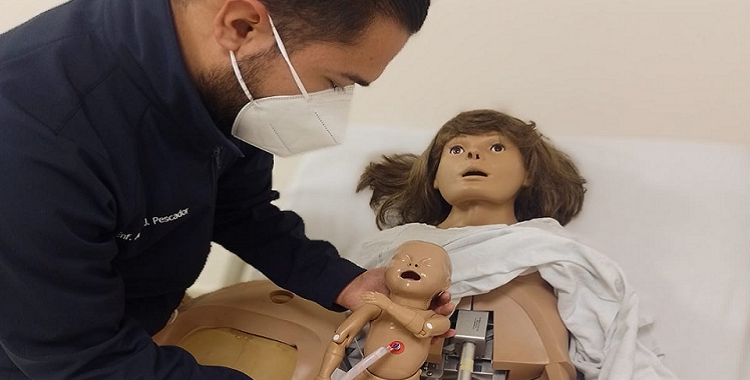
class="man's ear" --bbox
[213,0,272,54]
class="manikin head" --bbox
[171,0,430,132]
[432,129,530,227]
[384,241,452,302]
[358,109,586,228]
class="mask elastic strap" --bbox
[268,15,310,98]
[229,50,254,102]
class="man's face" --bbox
[197,18,410,131]
[433,132,529,208]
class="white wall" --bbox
[0,1,66,33]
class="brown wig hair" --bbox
[357,109,586,229]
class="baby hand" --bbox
[361,291,391,309]
[331,328,353,344]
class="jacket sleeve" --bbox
[212,147,365,310]
[0,123,250,380]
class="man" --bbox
[0,0,446,379]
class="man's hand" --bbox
[335,267,389,311]
[430,291,456,340]
[430,291,455,318]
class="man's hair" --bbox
[174,0,429,49]
[260,0,430,50]
[358,110,587,228]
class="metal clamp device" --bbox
[421,308,507,380]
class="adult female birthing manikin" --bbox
[154,110,675,379]
[156,110,583,380]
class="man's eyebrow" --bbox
[344,73,370,87]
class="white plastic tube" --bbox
[340,346,390,380]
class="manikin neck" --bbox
[438,200,518,229]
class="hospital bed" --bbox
[190,126,750,380]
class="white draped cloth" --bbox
[347,218,679,380]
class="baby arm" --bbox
[316,304,382,380]
[362,292,450,338]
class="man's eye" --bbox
[490,143,506,152]
[449,146,464,155]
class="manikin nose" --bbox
[467,151,481,160]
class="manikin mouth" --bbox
[462,170,488,177]
[400,270,421,281]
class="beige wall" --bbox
[349,0,749,146]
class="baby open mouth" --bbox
[400,271,421,281]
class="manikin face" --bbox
[433,132,528,208]
[198,17,410,129]
[385,241,451,299]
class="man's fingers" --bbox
[430,291,455,316]
[434,302,456,317]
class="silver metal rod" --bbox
[457,342,476,380]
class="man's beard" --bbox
[194,47,279,136]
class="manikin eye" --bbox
[490,143,506,152]
[449,145,464,155]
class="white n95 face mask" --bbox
[229,16,355,157]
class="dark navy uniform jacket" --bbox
[0,0,365,378]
